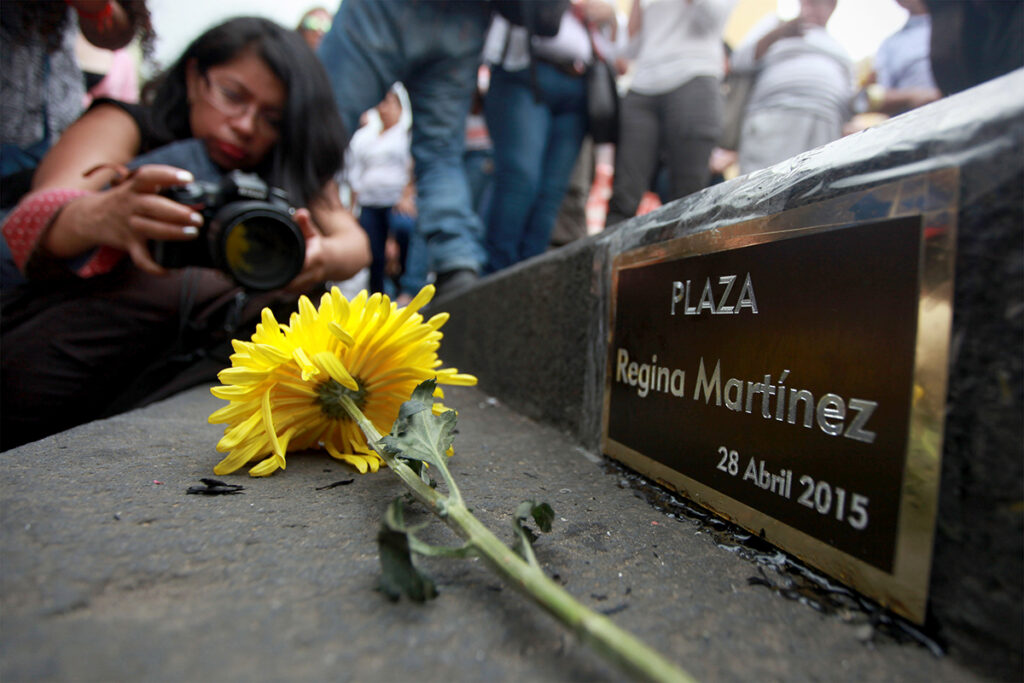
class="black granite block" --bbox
[440,69,1023,679]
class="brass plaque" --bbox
[603,170,958,623]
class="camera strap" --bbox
[223,290,250,334]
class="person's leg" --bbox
[401,4,490,286]
[483,65,552,273]
[388,208,429,298]
[358,206,389,293]
[662,76,721,201]
[317,0,404,142]
[605,91,660,227]
[463,148,495,221]
[473,152,495,229]
[550,134,594,248]
[518,65,587,262]
[0,267,236,450]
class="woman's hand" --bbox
[285,191,372,294]
[756,17,805,60]
[394,192,417,219]
[284,182,373,294]
[43,164,205,274]
[286,208,329,293]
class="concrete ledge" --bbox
[0,384,990,682]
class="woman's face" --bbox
[186,51,286,171]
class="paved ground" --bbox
[0,384,992,682]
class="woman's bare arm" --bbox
[33,103,142,191]
[32,104,203,269]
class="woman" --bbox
[0,17,370,450]
[604,0,735,226]
[480,0,617,274]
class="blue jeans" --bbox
[388,210,428,296]
[318,0,490,276]
[483,63,587,273]
[358,206,427,297]
[463,148,494,223]
[357,206,390,294]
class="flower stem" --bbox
[339,396,696,683]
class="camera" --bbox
[152,170,305,291]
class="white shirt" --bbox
[731,16,854,122]
[482,12,593,71]
[875,13,937,90]
[626,0,736,95]
[344,122,411,208]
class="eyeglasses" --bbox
[200,74,283,137]
[300,14,331,33]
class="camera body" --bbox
[153,170,305,291]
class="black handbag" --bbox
[586,58,619,144]
[585,24,619,146]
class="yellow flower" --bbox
[208,285,477,477]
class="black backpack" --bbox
[492,0,570,37]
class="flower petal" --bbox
[292,347,320,382]
[248,455,281,477]
[313,351,358,391]
[325,440,368,473]
[328,322,355,347]
[262,390,284,458]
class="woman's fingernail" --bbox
[176,171,195,183]
[189,212,204,225]
[183,226,199,237]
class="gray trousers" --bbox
[606,76,722,227]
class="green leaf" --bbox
[516,500,554,533]
[530,501,554,533]
[512,500,555,565]
[377,498,437,603]
[379,379,456,469]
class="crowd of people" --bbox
[1,0,1021,448]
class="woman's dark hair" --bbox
[142,16,346,206]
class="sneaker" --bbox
[434,268,479,299]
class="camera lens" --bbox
[213,203,305,290]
